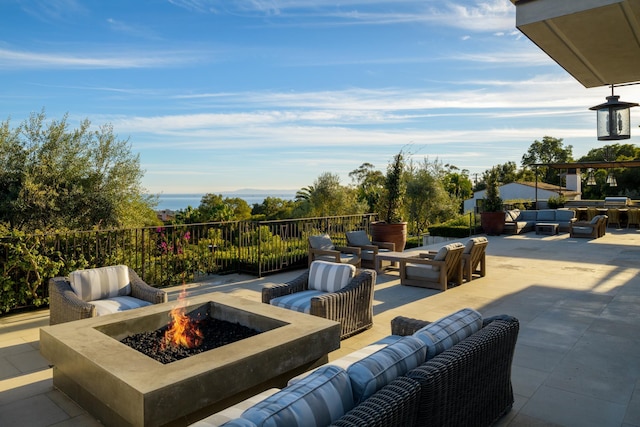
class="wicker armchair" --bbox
[570,215,608,239]
[49,266,167,325]
[462,237,488,282]
[262,263,376,339]
[345,230,395,269]
[399,243,464,290]
[308,234,361,268]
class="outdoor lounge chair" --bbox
[345,230,395,269]
[262,260,376,339]
[569,215,607,239]
[48,265,167,325]
[399,242,464,291]
[462,237,488,282]
[307,234,361,267]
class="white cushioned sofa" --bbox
[190,308,520,427]
[504,209,576,234]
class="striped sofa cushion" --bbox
[269,290,326,314]
[308,261,356,293]
[413,307,483,359]
[90,296,153,316]
[241,365,354,427]
[346,335,426,404]
[220,420,257,427]
[190,389,280,426]
[288,335,403,385]
[69,265,131,302]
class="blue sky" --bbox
[3,0,640,195]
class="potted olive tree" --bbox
[370,151,408,251]
[480,170,505,235]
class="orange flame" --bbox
[163,288,203,349]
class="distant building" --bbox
[463,181,581,213]
[156,209,175,222]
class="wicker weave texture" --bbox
[333,315,519,427]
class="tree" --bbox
[377,152,406,223]
[349,162,384,213]
[0,111,157,232]
[521,136,573,185]
[442,164,473,201]
[251,197,296,220]
[405,159,458,235]
[293,172,366,218]
[578,143,640,198]
[192,193,251,222]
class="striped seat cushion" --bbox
[308,261,356,293]
[413,307,483,359]
[269,290,326,314]
[346,336,426,404]
[241,365,354,427]
[190,389,280,426]
[90,296,152,316]
[69,265,131,302]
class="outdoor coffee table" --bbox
[535,222,559,235]
[375,251,419,274]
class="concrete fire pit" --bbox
[40,292,341,427]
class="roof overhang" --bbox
[510,0,640,88]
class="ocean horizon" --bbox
[154,192,297,211]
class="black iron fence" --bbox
[0,214,377,313]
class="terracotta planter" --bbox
[481,211,505,235]
[370,221,407,252]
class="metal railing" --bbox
[0,214,378,313]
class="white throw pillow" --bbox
[308,261,356,293]
[69,265,131,302]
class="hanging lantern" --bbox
[586,169,596,186]
[589,85,638,140]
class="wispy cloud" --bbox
[166,0,515,33]
[0,47,204,69]
[20,0,87,23]
[106,18,163,41]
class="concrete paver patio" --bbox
[1,229,639,426]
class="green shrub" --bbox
[547,195,566,209]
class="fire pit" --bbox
[40,292,341,427]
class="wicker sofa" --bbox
[504,208,576,234]
[191,308,519,427]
